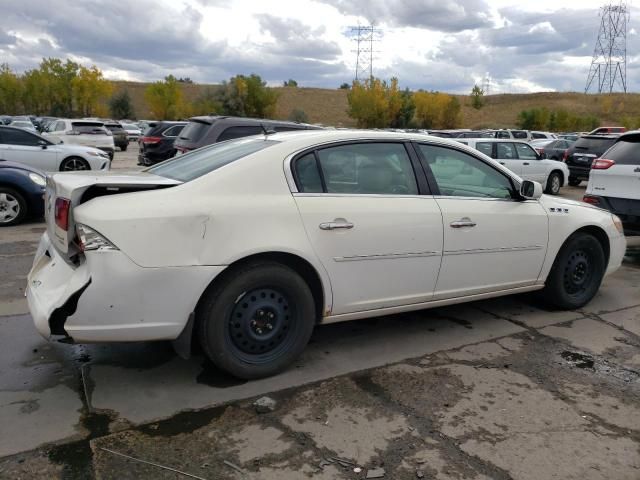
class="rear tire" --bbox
[60,156,90,171]
[120,144,128,152]
[196,262,316,379]
[568,177,581,187]
[542,233,605,309]
[0,187,27,226]
[545,171,562,195]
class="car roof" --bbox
[459,138,532,144]
[187,115,318,128]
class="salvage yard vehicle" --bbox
[584,131,640,235]
[43,119,116,160]
[0,160,45,226]
[457,138,569,195]
[27,130,626,379]
[0,126,111,171]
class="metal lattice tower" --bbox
[585,1,630,94]
[482,75,491,95]
[348,24,382,82]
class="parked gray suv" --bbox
[174,116,321,153]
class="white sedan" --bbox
[0,126,111,171]
[457,138,570,195]
[27,131,626,379]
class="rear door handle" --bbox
[499,162,505,165]
[319,221,354,230]
[523,162,530,165]
[450,217,476,228]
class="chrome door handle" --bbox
[319,221,354,231]
[450,217,476,228]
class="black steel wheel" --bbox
[543,232,605,309]
[197,262,316,379]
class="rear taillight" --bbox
[142,136,162,144]
[562,150,569,162]
[592,158,615,169]
[583,195,601,205]
[54,198,70,231]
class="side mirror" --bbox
[520,180,543,200]
[38,140,48,149]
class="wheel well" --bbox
[573,226,610,265]
[196,252,325,322]
[0,182,29,208]
[59,156,88,170]
[550,169,564,185]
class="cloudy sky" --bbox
[1,0,637,93]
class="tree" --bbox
[72,65,112,117]
[442,96,462,128]
[470,84,484,110]
[218,74,278,118]
[109,90,135,119]
[283,79,298,87]
[413,91,451,129]
[339,83,350,89]
[288,108,308,123]
[144,75,184,119]
[390,88,415,128]
[347,77,404,128]
[39,58,79,116]
[190,86,221,116]
[0,63,22,114]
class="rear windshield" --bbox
[602,138,640,165]
[147,137,279,182]
[105,125,124,131]
[573,137,616,155]
[178,120,210,142]
[71,122,107,134]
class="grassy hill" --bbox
[111,81,640,129]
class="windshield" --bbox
[147,137,280,182]
[71,122,107,134]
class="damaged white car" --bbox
[27,131,626,379]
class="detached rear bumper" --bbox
[27,232,225,342]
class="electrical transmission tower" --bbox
[585,1,630,94]
[482,75,491,95]
[348,24,382,82]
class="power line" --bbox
[585,1,630,94]
[347,24,382,82]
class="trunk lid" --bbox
[45,171,181,258]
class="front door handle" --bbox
[523,162,530,165]
[499,162,505,165]
[319,220,354,231]
[634,167,640,173]
[450,217,477,228]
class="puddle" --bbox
[561,351,595,369]
[137,404,227,437]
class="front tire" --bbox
[542,233,605,309]
[197,262,316,379]
[60,156,90,171]
[545,171,562,195]
[0,187,27,226]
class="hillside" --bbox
[110,81,640,129]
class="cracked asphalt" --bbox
[0,149,639,479]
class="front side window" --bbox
[515,143,538,159]
[295,143,419,195]
[418,144,514,199]
[497,131,510,139]
[512,130,528,139]
[3,129,40,146]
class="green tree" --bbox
[283,79,298,87]
[0,63,22,114]
[390,88,415,128]
[470,84,484,110]
[288,108,308,123]
[190,87,221,116]
[72,65,112,116]
[339,82,351,89]
[218,74,278,118]
[109,90,135,119]
[39,58,79,116]
[144,75,184,119]
[442,96,462,128]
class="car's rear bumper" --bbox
[27,232,225,342]
[567,165,591,180]
[584,195,640,236]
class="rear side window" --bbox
[512,130,528,139]
[531,132,546,139]
[476,142,493,157]
[496,131,510,139]
[217,126,263,142]
[496,142,517,159]
[602,139,640,165]
[162,125,185,137]
[147,138,279,182]
[178,121,210,142]
[295,153,323,193]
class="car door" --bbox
[1,128,58,170]
[494,142,523,176]
[515,142,547,183]
[415,143,548,299]
[292,141,444,315]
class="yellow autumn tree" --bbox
[144,75,185,119]
[72,66,113,116]
[413,91,458,129]
[347,77,404,128]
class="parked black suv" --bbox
[104,121,128,151]
[174,116,321,153]
[564,134,619,186]
[138,121,186,166]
